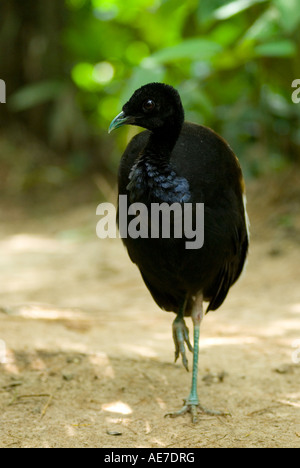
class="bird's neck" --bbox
[144,120,182,162]
[127,120,190,204]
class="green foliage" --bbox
[9,81,66,112]
[7,0,300,177]
[61,0,300,174]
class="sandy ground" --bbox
[0,177,300,448]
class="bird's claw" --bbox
[165,400,199,423]
[165,399,230,424]
[172,317,193,371]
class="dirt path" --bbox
[0,187,300,448]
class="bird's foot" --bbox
[172,316,193,371]
[165,399,230,424]
[165,400,199,423]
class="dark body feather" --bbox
[117,122,249,315]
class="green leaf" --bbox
[9,81,65,111]
[244,7,280,41]
[210,22,244,47]
[147,38,222,64]
[214,0,268,20]
[197,0,228,26]
[255,40,296,57]
[273,0,300,32]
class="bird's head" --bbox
[108,82,184,135]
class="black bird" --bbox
[109,82,249,422]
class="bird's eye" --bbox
[143,99,155,112]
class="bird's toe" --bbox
[164,400,199,423]
[172,317,193,371]
[198,404,231,417]
[165,400,230,424]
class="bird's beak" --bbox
[108,111,134,133]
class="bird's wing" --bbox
[206,225,249,313]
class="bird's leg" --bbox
[166,296,203,422]
[172,297,193,371]
[166,294,229,423]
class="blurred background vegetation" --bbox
[0,0,300,205]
